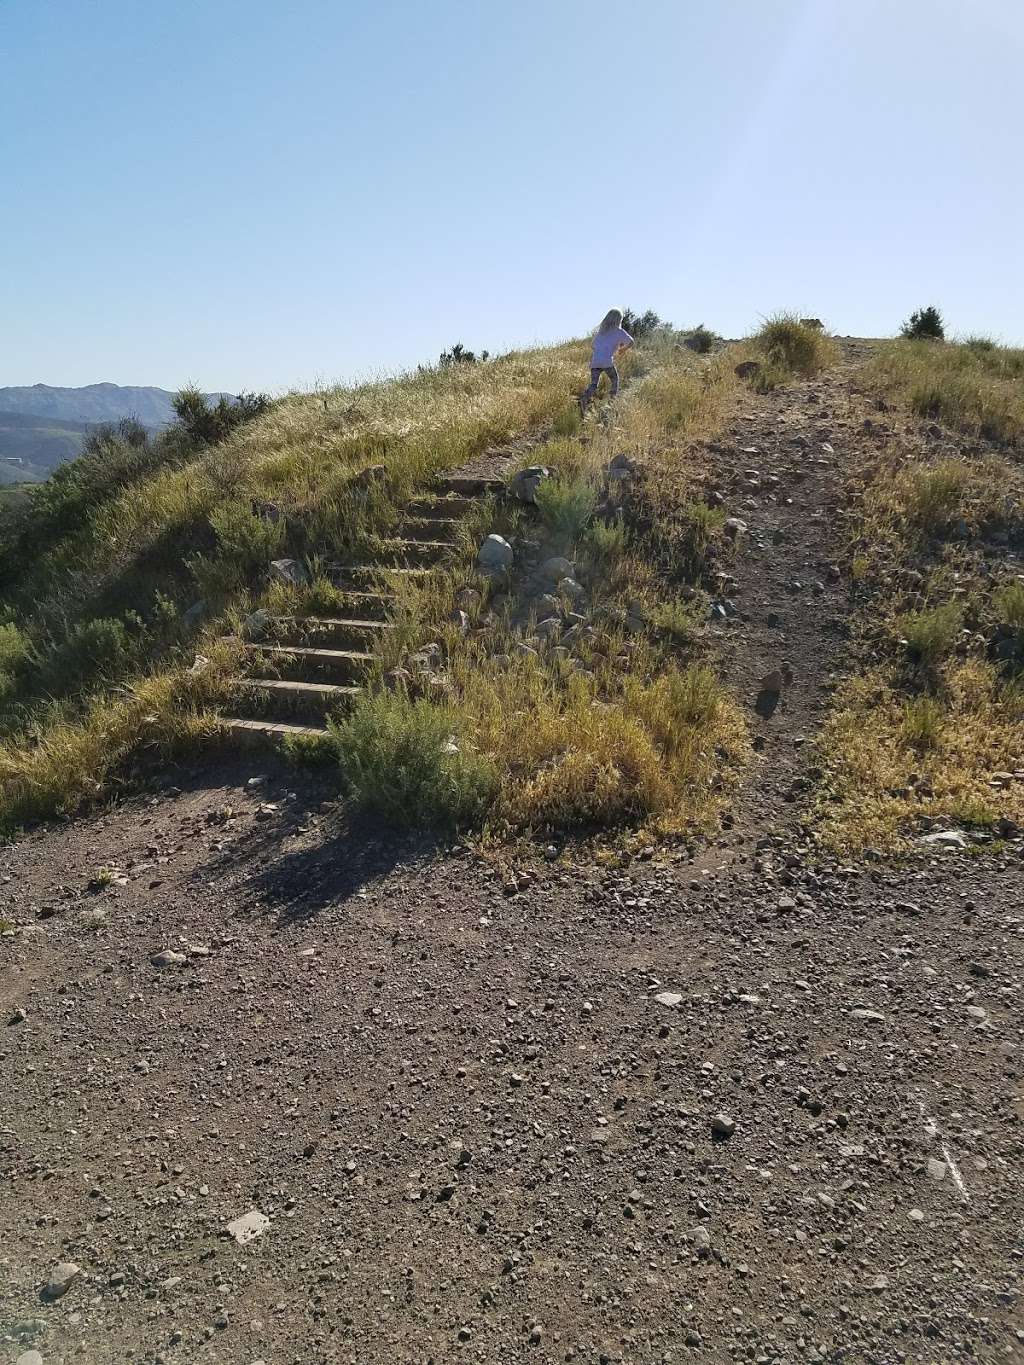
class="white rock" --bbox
[477,535,513,574]
[654,991,683,1007]
[225,1209,270,1245]
[42,1262,80,1300]
[268,558,307,586]
[150,949,187,969]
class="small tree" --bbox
[172,388,271,447]
[439,342,489,367]
[621,308,662,340]
[901,306,945,341]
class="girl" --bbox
[580,309,634,413]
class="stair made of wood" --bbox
[224,717,332,748]
[235,641,375,683]
[230,677,361,723]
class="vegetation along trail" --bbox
[1,333,1022,1364]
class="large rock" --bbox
[268,558,307,587]
[225,1209,270,1246]
[734,360,761,380]
[510,466,550,504]
[477,535,513,575]
[42,1262,80,1300]
[539,556,576,583]
[607,453,636,483]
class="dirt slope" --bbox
[1,348,1022,1365]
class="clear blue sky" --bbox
[2,0,1021,392]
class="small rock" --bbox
[908,1208,925,1222]
[268,558,307,586]
[919,829,968,849]
[926,1157,947,1181]
[711,1112,736,1139]
[8,1007,26,1025]
[654,991,683,1008]
[150,950,187,969]
[510,465,550,504]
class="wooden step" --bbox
[267,615,392,646]
[328,563,432,585]
[237,642,375,681]
[232,677,361,721]
[404,494,478,519]
[394,517,463,544]
[434,475,504,498]
[223,717,330,748]
[372,537,453,566]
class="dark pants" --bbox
[581,365,619,408]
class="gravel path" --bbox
[1,350,1022,1365]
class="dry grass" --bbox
[0,638,239,832]
[865,339,1024,447]
[302,335,751,842]
[817,661,1024,851]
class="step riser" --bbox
[404,497,477,519]
[231,685,357,724]
[434,477,504,498]
[395,520,464,545]
[252,653,373,684]
[375,540,452,566]
[224,719,330,749]
[328,565,432,586]
[266,620,389,649]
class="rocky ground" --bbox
[1,349,1022,1364]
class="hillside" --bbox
[2,323,1024,1362]
[0,409,94,482]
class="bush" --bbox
[755,314,834,375]
[898,601,963,668]
[172,388,272,447]
[0,623,30,674]
[329,690,498,828]
[621,309,662,340]
[439,343,489,367]
[581,519,629,571]
[963,335,997,352]
[683,324,719,354]
[535,478,598,544]
[901,306,945,341]
[208,501,287,572]
[899,460,972,532]
[44,615,141,694]
[993,580,1024,629]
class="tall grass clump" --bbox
[897,601,963,668]
[535,477,598,545]
[753,313,837,377]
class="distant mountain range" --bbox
[0,383,230,483]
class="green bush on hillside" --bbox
[901,305,945,341]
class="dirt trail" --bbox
[2,349,1023,1365]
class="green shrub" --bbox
[899,461,972,532]
[993,580,1024,629]
[898,601,963,667]
[650,595,702,642]
[0,623,30,673]
[901,306,945,341]
[172,388,271,447]
[683,324,719,354]
[281,729,340,768]
[209,501,287,572]
[535,478,598,544]
[963,335,997,352]
[45,615,141,693]
[581,519,628,570]
[621,309,662,340]
[438,342,489,367]
[552,404,582,438]
[329,690,498,828]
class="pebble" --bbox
[711,1112,736,1138]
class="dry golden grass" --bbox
[865,339,1024,447]
[314,335,751,841]
[0,637,239,831]
[817,660,1024,851]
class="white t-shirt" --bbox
[591,326,633,369]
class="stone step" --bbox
[235,641,375,681]
[223,717,330,748]
[230,677,362,721]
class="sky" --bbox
[2,0,1022,392]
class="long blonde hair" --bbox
[598,308,623,334]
